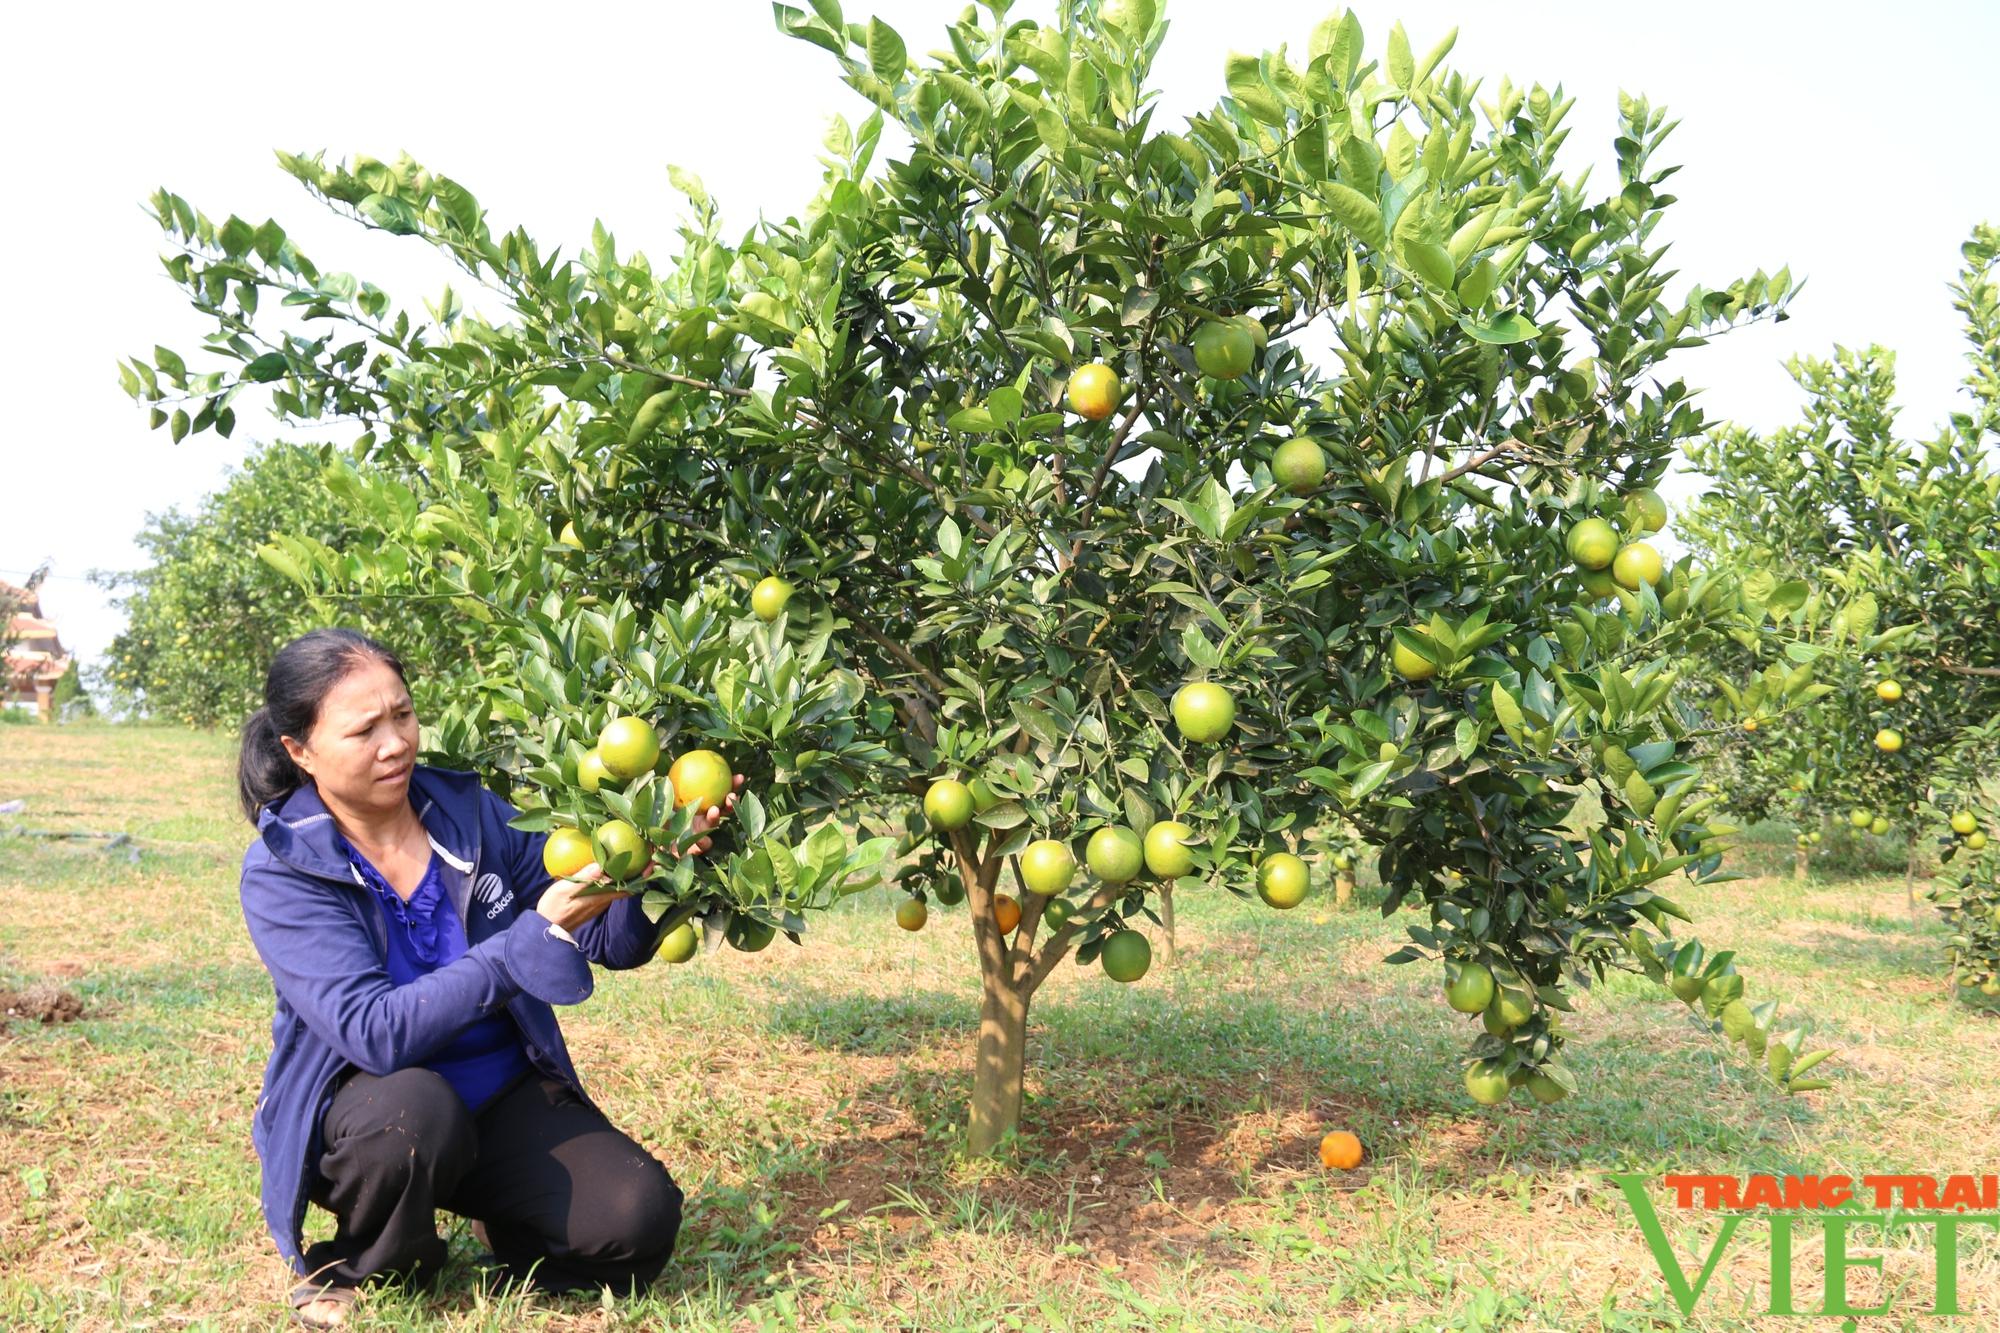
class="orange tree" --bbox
[1681,226,2000,919]
[126,3,1832,1148]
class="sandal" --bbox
[290,1281,358,1329]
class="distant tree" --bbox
[95,443,360,726]
[1682,224,2000,921]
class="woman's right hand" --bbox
[536,863,634,934]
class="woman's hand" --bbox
[537,863,634,934]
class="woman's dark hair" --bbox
[239,628,407,822]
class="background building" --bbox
[3,579,72,721]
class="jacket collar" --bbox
[257,765,485,885]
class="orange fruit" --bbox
[667,749,733,810]
[993,893,1022,935]
[543,827,595,880]
[1066,362,1122,421]
[1318,1130,1364,1170]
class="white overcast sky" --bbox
[4,1,1995,665]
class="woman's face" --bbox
[280,658,420,820]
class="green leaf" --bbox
[947,407,996,433]
[866,17,906,82]
[1224,53,1287,127]
[1765,580,1809,615]
[1490,682,1526,747]
[357,193,421,235]
[1386,22,1414,88]
[243,352,289,383]
[1457,312,1541,345]
[432,177,481,233]
[1322,184,1386,249]
[1402,240,1457,291]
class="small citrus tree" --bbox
[1682,225,2000,918]
[128,2,1833,1148]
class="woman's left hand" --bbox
[670,774,748,859]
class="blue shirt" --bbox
[339,837,532,1113]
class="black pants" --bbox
[301,1067,682,1296]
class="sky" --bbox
[4,1,1995,667]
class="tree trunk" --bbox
[967,974,1029,1154]
[1906,837,1922,926]
[1157,880,1179,967]
[1335,870,1355,908]
[1793,846,1810,882]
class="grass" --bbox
[1,721,1996,1330]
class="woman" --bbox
[237,629,740,1328]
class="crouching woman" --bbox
[236,629,740,1328]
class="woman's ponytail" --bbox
[238,706,305,823]
[237,628,407,824]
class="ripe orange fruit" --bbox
[1874,728,1903,753]
[1318,1130,1363,1170]
[667,749,733,810]
[992,893,1021,934]
[1875,679,1903,702]
[543,827,595,880]
[1066,362,1122,420]
[895,897,928,931]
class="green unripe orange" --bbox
[1464,1059,1512,1106]
[1172,681,1236,743]
[1622,487,1667,535]
[895,897,928,931]
[1271,438,1327,495]
[1256,852,1310,909]
[1020,839,1076,896]
[924,779,974,831]
[592,819,648,882]
[597,716,661,780]
[1192,320,1256,379]
[1612,541,1664,590]
[1143,821,1196,878]
[1100,929,1152,982]
[1085,827,1145,884]
[1445,962,1496,1014]
[654,920,699,964]
[1566,518,1619,570]
[1392,640,1438,680]
[751,576,795,622]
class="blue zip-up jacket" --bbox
[239,765,660,1274]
